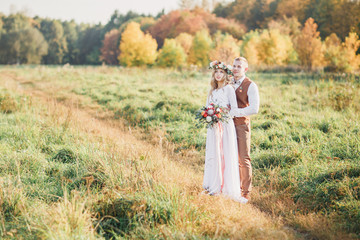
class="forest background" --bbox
[1,0,360,239]
[1,0,360,72]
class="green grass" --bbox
[0,88,204,239]
[1,66,360,237]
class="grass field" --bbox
[0,66,359,239]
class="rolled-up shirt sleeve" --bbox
[230,82,259,117]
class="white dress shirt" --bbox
[230,75,260,117]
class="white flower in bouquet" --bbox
[195,104,231,129]
[227,65,233,70]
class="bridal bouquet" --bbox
[195,103,231,128]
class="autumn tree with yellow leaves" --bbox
[325,32,360,72]
[294,18,324,70]
[209,33,240,65]
[118,22,157,66]
[257,29,297,66]
[174,33,193,55]
[342,32,360,72]
[241,29,297,66]
[188,30,213,67]
[324,33,345,71]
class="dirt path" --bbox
[1,70,309,239]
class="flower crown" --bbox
[209,60,234,76]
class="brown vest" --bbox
[233,77,252,125]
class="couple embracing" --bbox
[203,57,259,204]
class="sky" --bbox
[0,0,182,24]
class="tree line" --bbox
[0,10,159,65]
[0,0,360,72]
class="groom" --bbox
[230,57,259,201]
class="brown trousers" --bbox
[235,123,252,197]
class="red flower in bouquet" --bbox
[195,103,231,128]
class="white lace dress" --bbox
[203,85,244,202]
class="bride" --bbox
[203,60,248,204]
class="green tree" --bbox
[213,0,359,41]
[118,22,158,66]
[104,10,144,34]
[228,0,255,30]
[2,13,31,32]
[331,0,360,40]
[157,38,187,67]
[213,2,233,18]
[303,0,360,40]
[0,27,48,64]
[249,0,268,29]
[226,0,275,30]
[77,24,104,65]
[0,13,48,64]
[39,19,68,64]
[62,20,79,64]
[188,30,213,67]
[304,0,337,38]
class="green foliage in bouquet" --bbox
[195,103,231,129]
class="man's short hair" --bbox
[234,57,248,68]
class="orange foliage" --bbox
[149,10,206,48]
[100,29,121,65]
[149,8,246,48]
[294,18,324,70]
[191,8,246,38]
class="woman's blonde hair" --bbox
[208,69,232,96]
